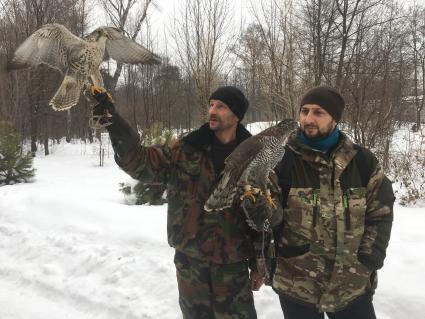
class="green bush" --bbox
[141,121,174,146]
[133,182,167,205]
[0,121,35,186]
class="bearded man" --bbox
[90,85,283,318]
[273,86,394,319]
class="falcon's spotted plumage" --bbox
[7,23,161,110]
[204,119,298,212]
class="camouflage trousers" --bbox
[174,251,257,319]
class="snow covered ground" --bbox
[0,138,424,319]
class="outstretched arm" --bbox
[88,87,171,184]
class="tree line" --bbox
[0,0,424,163]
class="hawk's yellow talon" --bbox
[263,189,277,209]
[266,195,277,209]
[240,185,259,202]
[90,85,104,95]
[240,190,256,202]
[87,84,113,102]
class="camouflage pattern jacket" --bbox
[273,129,394,312]
[112,122,262,265]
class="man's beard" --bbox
[303,124,334,140]
[209,116,223,131]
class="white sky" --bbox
[147,0,253,59]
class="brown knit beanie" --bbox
[300,86,345,122]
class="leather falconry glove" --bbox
[240,194,283,232]
[84,85,115,129]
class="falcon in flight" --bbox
[204,119,298,213]
[7,23,161,110]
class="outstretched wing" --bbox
[7,23,84,73]
[95,27,161,65]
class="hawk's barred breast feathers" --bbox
[204,119,298,212]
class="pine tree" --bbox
[0,121,35,185]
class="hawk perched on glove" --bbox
[204,119,298,212]
[7,23,161,110]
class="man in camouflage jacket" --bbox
[90,86,282,319]
[273,86,394,319]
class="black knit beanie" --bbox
[209,86,249,121]
[300,86,345,122]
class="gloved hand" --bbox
[250,269,264,291]
[84,84,140,157]
[240,194,283,232]
[358,252,382,271]
[84,85,115,128]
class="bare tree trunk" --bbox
[304,0,335,85]
[172,0,233,124]
[66,109,72,142]
[43,136,49,155]
[30,105,37,156]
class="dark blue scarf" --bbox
[298,127,340,151]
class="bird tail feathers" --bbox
[204,170,238,212]
[50,75,82,111]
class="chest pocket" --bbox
[343,187,367,235]
[284,187,315,242]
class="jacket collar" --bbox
[287,128,354,165]
[182,122,251,152]
[297,127,340,151]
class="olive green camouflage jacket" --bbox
[273,129,394,312]
[112,122,270,265]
